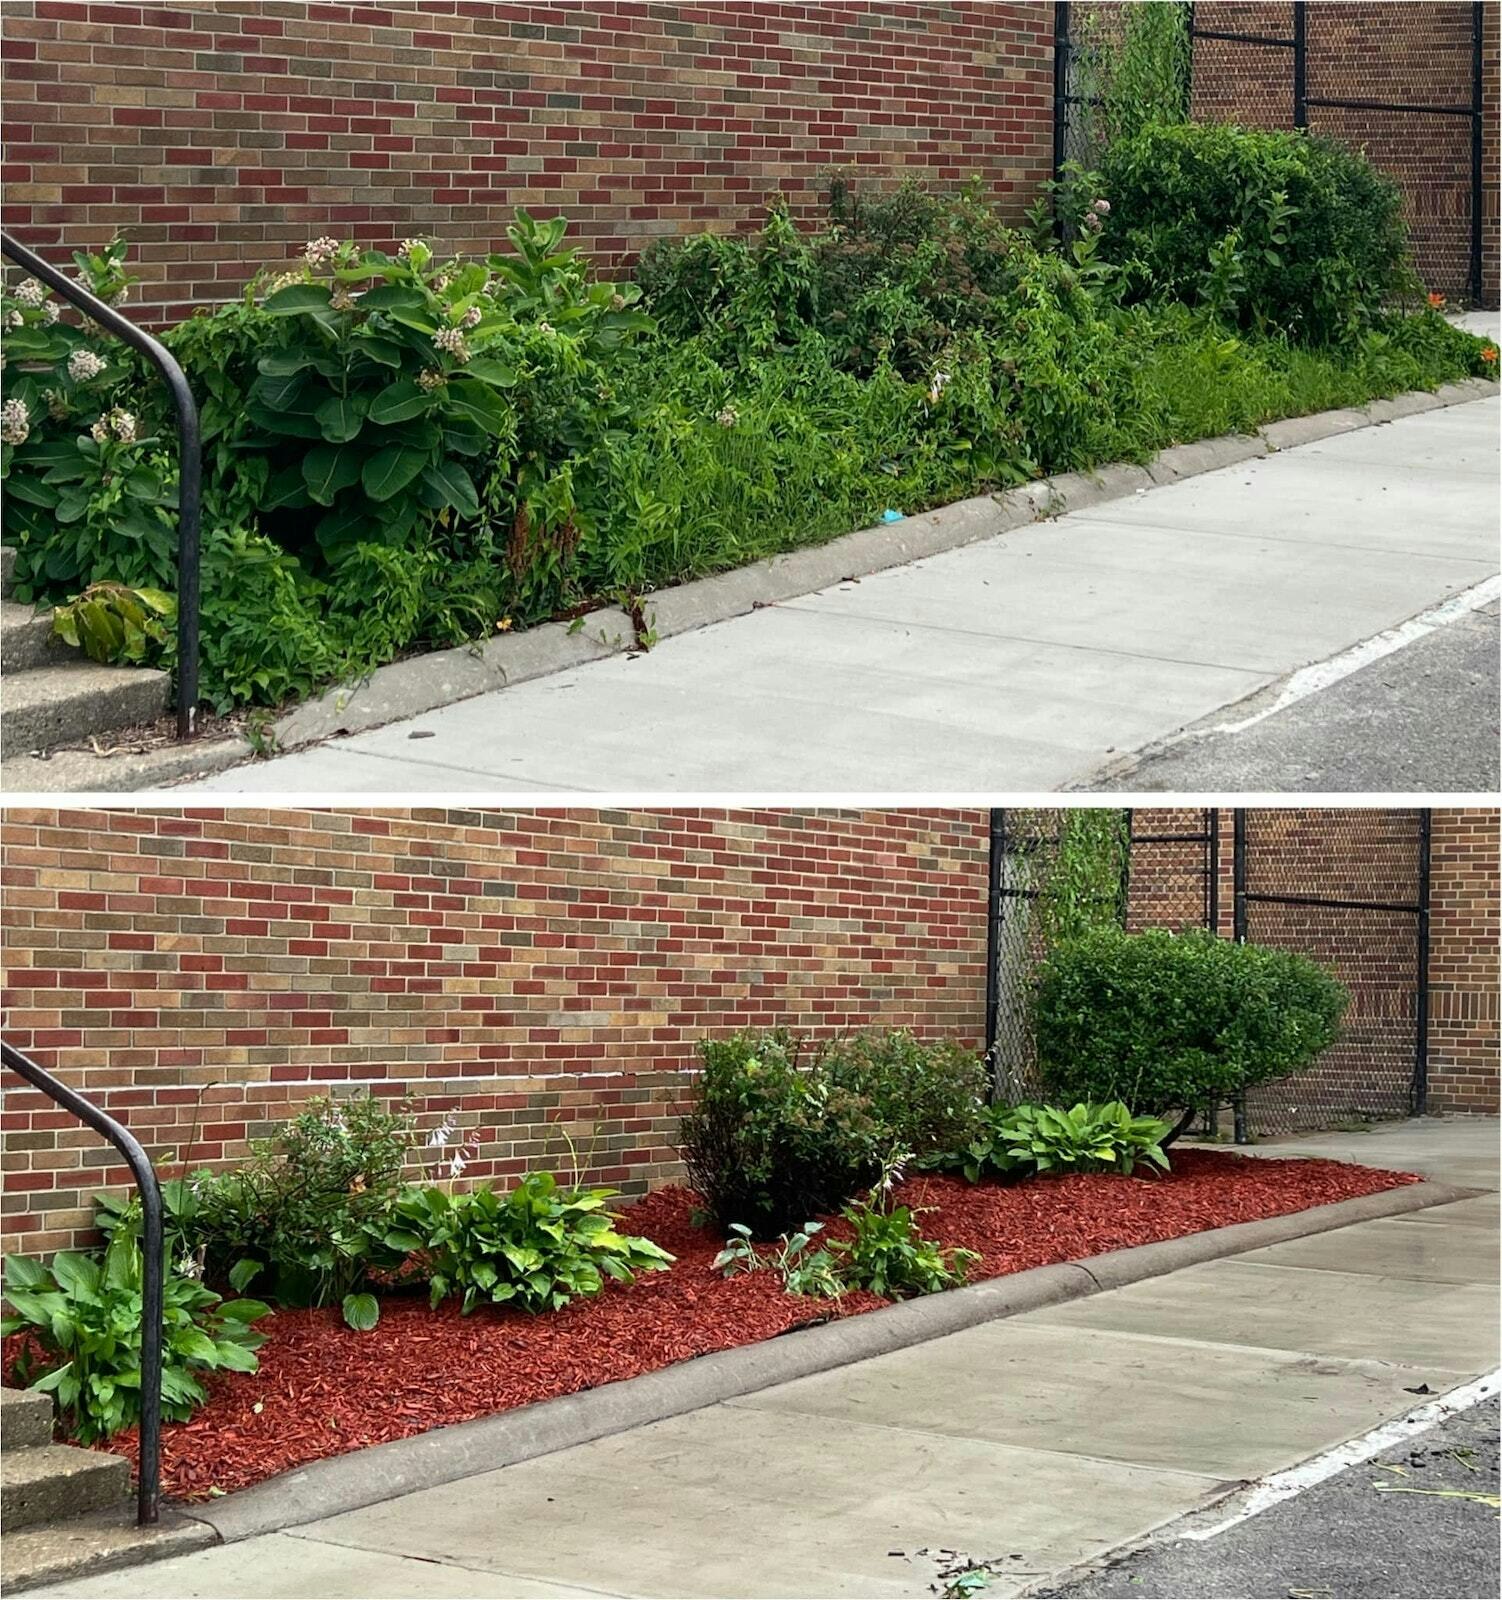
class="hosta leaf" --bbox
[227,1259,263,1294]
[213,1340,261,1372]
[342,1293,380,1332]
[4,1255,50,1291]
[361,445,428,502]
[49,1252,100,1299]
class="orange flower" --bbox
[1428,292,1447,309]
[1481,346,1498,365]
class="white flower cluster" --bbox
[715,406,739,428]
[329,285,359,312]
[43,302,60,324]
[927,369,952,405]
[304,236,341,270]
[90,407,137,444]
[263,270,302,299]
[417,368,447,392]
[68,348,108,383]
[433,325,470,363]
[398,237,427,261]
[13,278,46,307]
[461,304,482,329]
[3,309,22,330]
[0,397,30,445]
[1082,197,1110,234]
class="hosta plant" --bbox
[1,1233,269,1443]
[390,1172,674,1315]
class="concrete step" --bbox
[0,659,170,757]
[0,1504,214,1595]
[0,1443,130,1531]
[1,600,65,673]
[1,545,15,599]
[0,1386,54,1449]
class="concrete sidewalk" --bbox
[183,389,1501,796]
[36,1119,1499,1600]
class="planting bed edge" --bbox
[178,1175,1480,1548]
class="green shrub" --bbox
[677,1030,987,1237]
[98,1092,418,1330]
[825,1032,987,1156]
[1099,122,1416,343]
[678,1032,888,1238]
[388,1173,673,1315]
[1,1233,269,1443]
[1033,927,1349,1119]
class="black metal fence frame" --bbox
[1056,1,1489,302]
[1,232,201,738]
[1231,806,1433,1132]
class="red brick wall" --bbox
[2,805,1494,1253]
[0,806,989,1253]
[1427,808,1501,1113]
[0,0,1056,323]
[1189,1,1500,305]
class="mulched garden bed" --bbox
[6,1148,1419,1502]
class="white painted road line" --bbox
[1182,1367,1502,1542]
[1204,574,1502,737]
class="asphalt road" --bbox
[1086,600,1501,793]
[1045,1395,1501,1600]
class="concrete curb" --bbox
[0,736,247,796]
[244,375,1498,761]
[184,1175,1475,1546]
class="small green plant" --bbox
[1,1233,269,1443]
[389,1172,674,1315]
[835,1159,978,1298]
[995,1102,1172,1176]
[712,1221,845,1299]
[1034,927,1350,1123]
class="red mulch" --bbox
[3,1149,1417,1502]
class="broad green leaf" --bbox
[302,444,363,506]
[368,380,432,424]
[352,335,403,368]
[442,378,511,433]
[212,1340,261,1372]
[227,1258,262,1293]
[261,283,335,316]
[49,1252,100,1299]
[361,445,427,502]
[314,393,368,443]
[3,1255,50,1291]
[315,502,376,554]
[357,284,427,311]
[419,459,479,519]
[462,357,518,388]
[218,1296,270,1322]
[342,1292,380,1332]
[256,351,316,377]
[252,369,309,410]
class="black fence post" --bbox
[1292,0,1308,128]
[1053,1,1071,189]
[1118,808,1133,928]
[1414,809,1433,1114]
[1207,806,1220,935]
[1231,809,1249,1143]
[984,808,1005,1096]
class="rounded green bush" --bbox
[1033,927,1349,1118]
[1099,122,1416,343]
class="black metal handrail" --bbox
[1,232,200,739]
[2,1041,163,1525]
